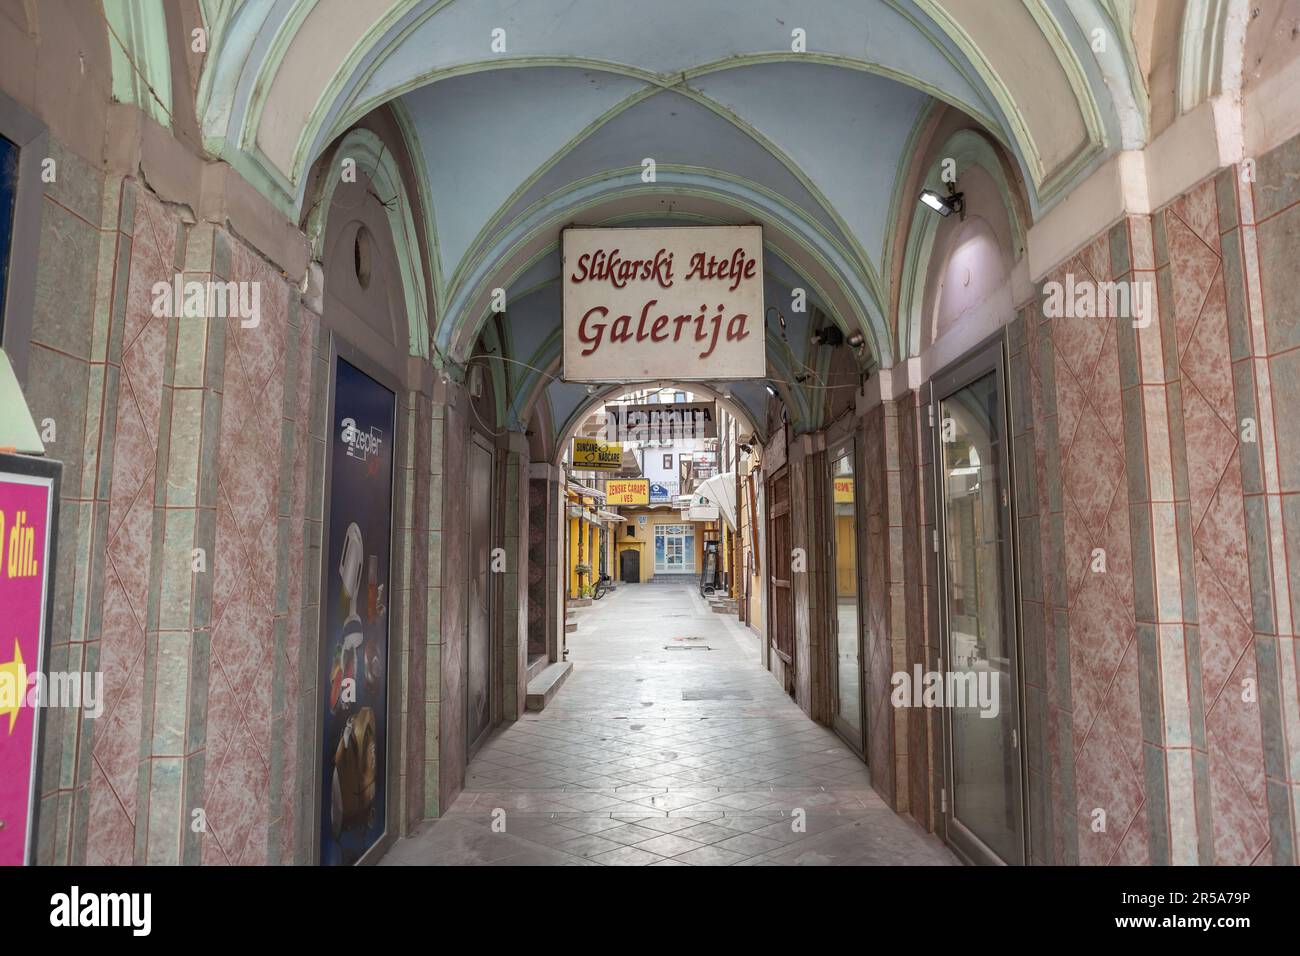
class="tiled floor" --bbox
[380,581,957,866]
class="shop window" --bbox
[0,134,17,336]
[653,523,696,574]
[0,98,49,383]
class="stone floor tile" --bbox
[588,845,665,866]
[379,583,956,867]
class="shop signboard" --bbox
[0,453,59,866]
[605,478,649,506]
[603,401,717,442]
[572,437,623,472]
[562,226,764,381]
[319,357,395,866]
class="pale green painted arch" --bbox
[440,175,886,369]
[437,77,893,321]
[299,52,1013,198]
[303,128,432,359]
[103,0,174,128]
[896,129,1028,361]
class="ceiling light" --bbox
[919,188,964,218]
[812,326,844,347]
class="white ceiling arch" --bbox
[197,0,1148,217]
[187,0,1171,381]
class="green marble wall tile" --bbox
[1256,202,1300,354]
[157,509,195,631]
[144,757,183,865]
[1142,740,1171,864]
[1215,167,1239,232]
[150,631,190,754]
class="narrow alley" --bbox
[382,582,954,866]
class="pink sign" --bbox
[0,468,54,866]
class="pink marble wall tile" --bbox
[85,763,135,866]
[1183,386,1238,528]
[1104,640,1145,777]
[1062,407,1124,537]
[1081,234,1112,285]
[1184,272,1234,419]
[1090,329,1124,446]
[1062,500,1092,608]
[1074,705,1144,865]
[1164,212,1219,360]
[87,184,183,864]
[206,723,268,865]
[1196,459,1252,625]
[1112,805,1151,865]
[1169,179,1220,254]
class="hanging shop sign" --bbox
[0,452,60,867]
[320,356,396,866]
[605,478,649,506]
[571,437,623,472]
[562,225,764,382]
[603,401,717,442]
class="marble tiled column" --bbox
[132,219,220,866]
[903,389,940,833]
[1008,306,1058,864]
[861,405,894,805]
[396,388,432,837]
[23,150,134,864]
[423,391,446,818]
[1118,214,1213,865]
[1223,142,1300,864]
[500,435,529,721]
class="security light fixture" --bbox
[812,325,844,347]
[919,186,964,218]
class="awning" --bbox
[565,481,606,502]
[694,472,737,530]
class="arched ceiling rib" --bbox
[198,0,1147,218]
[191,0,1160,388]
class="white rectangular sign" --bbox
[562,225,765,382]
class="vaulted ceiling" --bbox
[186,0,1174,435]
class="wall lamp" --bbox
[918,186,964,219]
[764,382,779,398]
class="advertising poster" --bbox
[320,357,395,866]
[0,454,58,867]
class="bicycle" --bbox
[593,573,613,600]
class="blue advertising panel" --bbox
[649,482,670,503]
[320,357,395,865]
